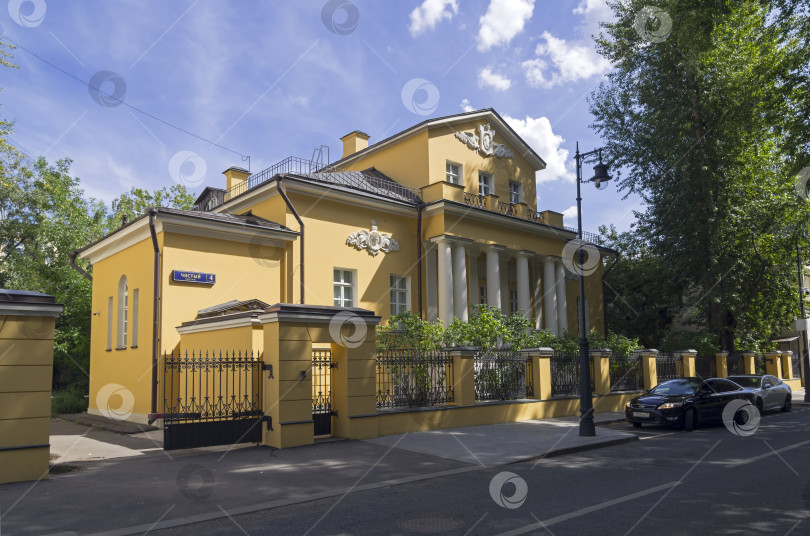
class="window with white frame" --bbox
[509,181,523,204]
[480,286,487,305]
[509,289,518,314]
[333,269,355,307]
[478,172,492,196]
[390,275,408,315]
[131,289,139,348]
[116,275,128,349]
[446,162,461,185]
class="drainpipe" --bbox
[148,209,161,415]
[601,250,620,336]
[276,177,305,304]
[69,251,92,281]
[416,202,424,319]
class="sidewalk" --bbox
[0,413,634,536]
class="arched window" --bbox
[117,275,128,349]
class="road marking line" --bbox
[639,433,675,440]
[724,439,810,468]
[494,482,680,536]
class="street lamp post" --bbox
[796,244,810,402]
[574,142,611,437]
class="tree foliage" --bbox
[592,0,810,350]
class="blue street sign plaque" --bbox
[171,270,216,285]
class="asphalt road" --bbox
[152,406,810,536]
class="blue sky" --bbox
[1,0,644,234]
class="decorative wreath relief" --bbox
[454,123,514,159]
[346,220,400,256]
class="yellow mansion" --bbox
[77,108,612,426]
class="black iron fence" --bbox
[755,353,765,374]
[727,352,744,376]
[549,352,589,398]
[161,350,262,450]
[656,353,681,382]
[694,355,716,378]
[474,350,532,401]
[464,192,487,209]
[609,354,642,391]
[312,349,333,436]
[792,353,803,379]
[376,350,454,409]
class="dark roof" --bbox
[286,167,422,204]
[194,186,226,205]
[0,289,57,304]
[196,298,271,318]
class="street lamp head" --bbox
[591,161,611,189]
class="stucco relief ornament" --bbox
[454,123,514,159]
[346,220,400,256]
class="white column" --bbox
[543,258,558,335]
[533,260,543,330]
[556,261,568,335]
[469,251,480,307]
[425,243,438,321]
[500,256,509,315]
[516,252,531,319]
[453,243,468,321]
[437,239,454,326]
[486,246,501,310]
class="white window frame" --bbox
[479,172,492,196]
[389,274,410,315]
[446,161,461,185]
[509,181,523,204]
[333,268,356,308]
[116,275,128,349]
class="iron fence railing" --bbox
[609,355,642,391]
[463,192,487,209]
[792,352,803,379]
[694,355,716,379]
[727,352,744,376]
[755,353,765,375]
[474,350,532,401]
[497,201,517,216]
[563,226,604,245]
[376,350,454,409]
[550,353,579,397]
[525,210,545,224]
[656,353,681,382]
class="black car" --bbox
[727,374,792,413]
[625,377,755,431]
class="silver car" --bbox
[727,374,792,412]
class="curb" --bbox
[509,434,639,464]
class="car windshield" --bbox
[729,377,761,389]
[649,379,701,396]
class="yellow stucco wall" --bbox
[178,324,263,356]
[341,130,429,190]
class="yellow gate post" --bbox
[589,348,611,395]
[638,349,659,390]
[0,290,63,485]
[448,347,476,406]
[715,351,729,378]
[742,351,756,374]
[780,351,794,380]
[523,347,553,400]
[764,351,782,379]
[675,350,697,377]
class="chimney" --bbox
[223,166,250,191]
[340,130,370,158]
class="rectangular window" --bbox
[509,289,518,314]
[390,275,408,315]
[334,268,355,308]
[106,297,113,351]
[131,289,139,348]
[122,282,128,348]
[509,181,523,204]
[480,286,487,305]
[446,162,461,185]
[478,172,492,196]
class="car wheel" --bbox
[632,422,642,428]
[683,409,696,432]
[782,394,792,412]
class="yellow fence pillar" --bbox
[675,350,697,377]
[524,347,553,400]
[780,351,794,380]
[0,289,63,485]
[715,351,729,378]
[259,304,381,448]
[764,351,782,379]
[742,351,756,374]
[448,347,476,406]
[589,349,611,395]
[638,349,659,390]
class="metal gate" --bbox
[312,349,335,436]
[159,350,264,450]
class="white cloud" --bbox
[573,0,610,16]
[521,31,611,88]
[477,67,512,91]
[502,114,575,183]
[460,98,474,112]
[562,205,579,222]
[409,0,458,36]
[477,0,535,51]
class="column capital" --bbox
[429,235,474,246]
[517,249,536,257]
[673,349,698,357]
[637,349,659,358]
[484,243,506,252]
[522,347,554,358]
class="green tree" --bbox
[591,0,810,350]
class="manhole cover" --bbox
[397,516,465,534]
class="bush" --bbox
[659,331,719,355]
[51,387,88,416]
